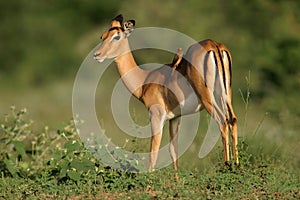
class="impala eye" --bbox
[113,35,121,41]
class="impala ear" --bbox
[123,20,135,37]
[111,14,123,27]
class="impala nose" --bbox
[93,52,106,63]
[94,52,100,58]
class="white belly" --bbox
[166,92,201,120]
[180,92,201,115]
[165,73,202,119]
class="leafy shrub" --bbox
[0,106,143,192]
[0,107,100,181]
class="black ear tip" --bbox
[113,14,124,23]
[116,14,123,18]
[129,20,136,26]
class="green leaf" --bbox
[59,159,69,178]
[12,140,26,159]
[64,140,82,154]
[70,158,95,173]
[3,159,18,177]
[0,137,8,143]
[67,170,81,181]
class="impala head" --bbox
[93,14,135,62]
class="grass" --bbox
[1,158,299,199]
[0,107,299,199]
[1,157,299,199]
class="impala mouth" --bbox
[93,54,106,63]
[96,58,105,63]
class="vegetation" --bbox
[0,0,299,199]
[0,107,299,199]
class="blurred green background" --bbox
[1,1,299,169]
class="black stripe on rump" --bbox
[211,51,219,89]
[217,49,227,94]
[203,51,211,87]
[224,50,232,87]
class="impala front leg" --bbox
[148,104,166,172]
[169,117,181,170]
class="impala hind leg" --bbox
[230,119,239,165]
[169,117,181,170]
[188,71,230,163]
[201,97,230,164]
[221,122,230,165]
[227,103,239,165]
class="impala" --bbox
[93,14,239,171]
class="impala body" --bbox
[94,15,238,171]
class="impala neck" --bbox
[114,40,147,99]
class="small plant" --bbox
[0,106,34,177]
